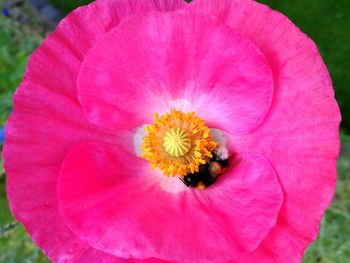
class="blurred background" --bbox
[0,0,349,262]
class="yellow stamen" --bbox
[141,109,217,177]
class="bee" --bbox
[180,147,230,189]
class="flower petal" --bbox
[3,0,185,262]
[187,0,341,261]
[58,142,283,262]
[78,11,273,133]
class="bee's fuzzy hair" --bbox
[214,145,229,160]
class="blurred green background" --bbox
[0,0,349,262]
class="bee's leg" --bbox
[179,176,189,187]
[179,174,201,187]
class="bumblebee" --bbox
[179,151,229,189]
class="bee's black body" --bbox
[213,153,229,168]
[180,153,229,188]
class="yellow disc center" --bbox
[163,128,191,157]
[141,109,217,177]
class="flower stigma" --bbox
[141,109,217,177]
[163,128,191,157]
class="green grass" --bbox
[48,0,92,13]
[0,0,349,262]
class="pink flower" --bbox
[3,0,340,262]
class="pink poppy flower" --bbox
[3,0,341,262]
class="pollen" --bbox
[141,109,217,177]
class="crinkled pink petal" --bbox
[78,11,273,133]
[187,0,341,262]
[58,142,283,262]
[3,0,341,262]
[3,0,185,262]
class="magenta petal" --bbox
[3,0,185,262]
[78,11,273,133]
[58,142,283,262]
[187,0,341,262]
